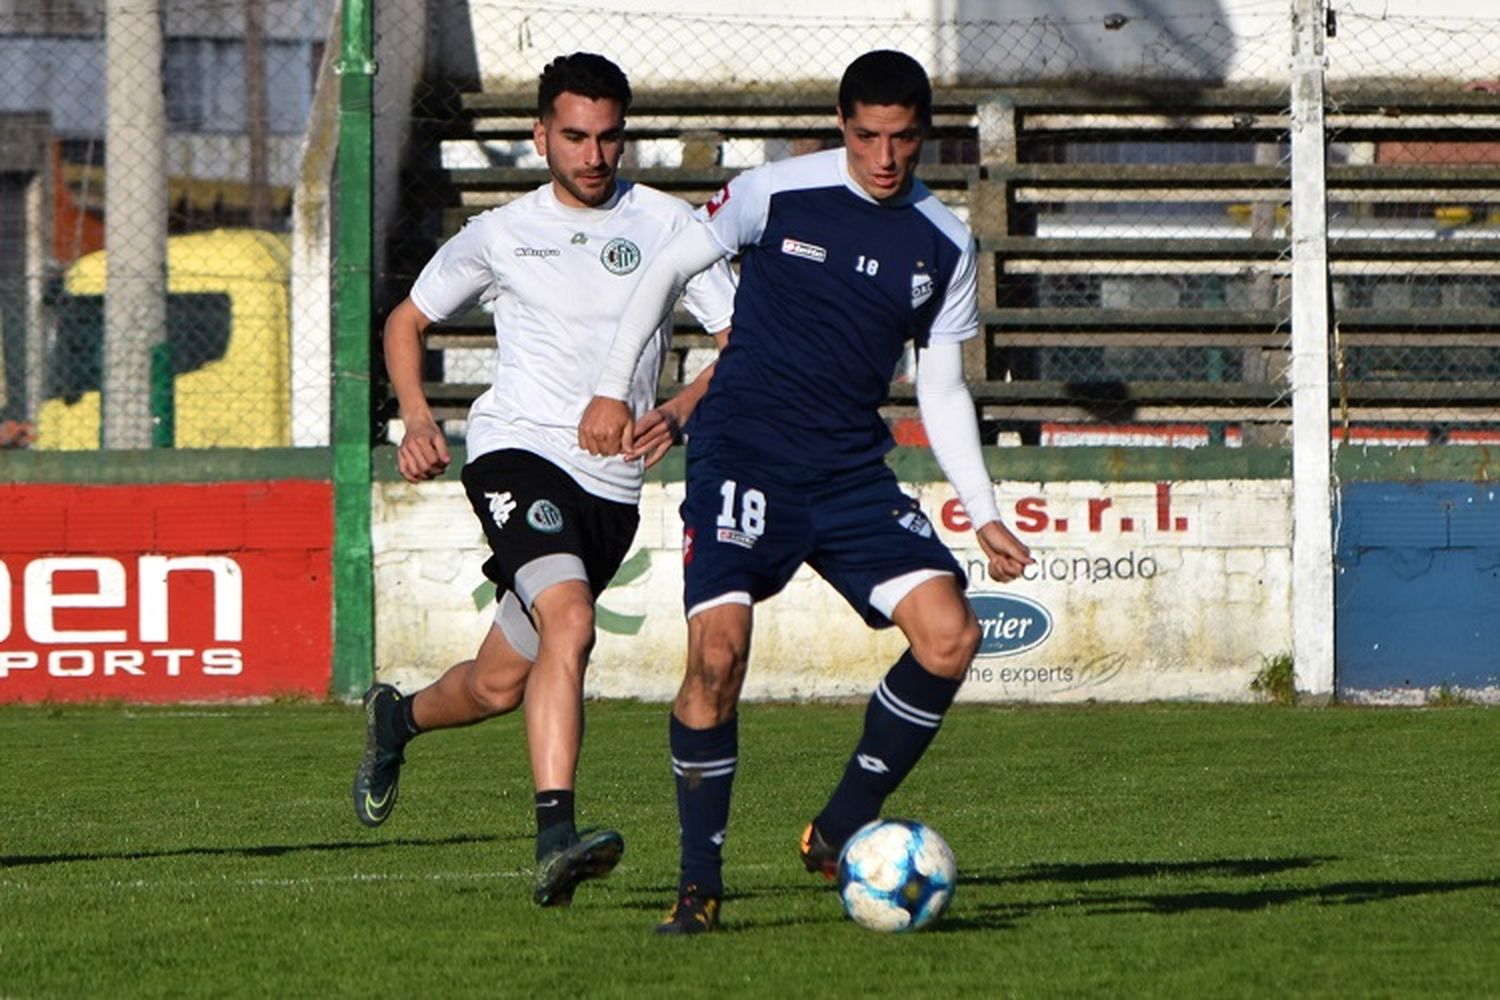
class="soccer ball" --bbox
[836,818,956,933]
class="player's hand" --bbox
[578,395,633,457]
[396,413,451,483]
[975,520,1033,583]
[625,405,683,469]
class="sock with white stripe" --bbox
[670,712,738,897]
[814,650,961,849]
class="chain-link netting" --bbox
[0,0,333,450]
[2,1,1496,453]
[1323,9,1500,445]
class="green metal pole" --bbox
[331,0,375,697]
[150,341,174,447]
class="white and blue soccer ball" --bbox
[836,818,957,933]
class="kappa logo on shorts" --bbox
[485,491,517,528]
[683,526,695,566]
[897,510,934,538]
[526,499,564,533]
[600,237,641,275]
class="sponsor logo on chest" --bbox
[780,237,827,263]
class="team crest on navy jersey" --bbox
[600,237,641,274]
[911,268,934,308]
[897,509,934,538]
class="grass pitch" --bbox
[3,700,1498,997]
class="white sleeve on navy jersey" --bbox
[698,162,772,257]
[915,339,1000,528]
[408,215,499,324]
[926,231,980,345]
[680,257,736,334]
[595,220,727,398]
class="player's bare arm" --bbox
[975,519,1032,582]
[627,327,730,468]
[383,297,451,483]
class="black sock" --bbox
[376,688,421,750]
[394,693,422,744]
[535,789,577,859]
[670,713,737,897]
[815,650,961,847]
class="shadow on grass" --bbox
[935,856,1500,932]
[1,832,516,869]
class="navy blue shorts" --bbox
[680,440,964,627]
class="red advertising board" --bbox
[0,481,332,702]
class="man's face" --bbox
[534,92,626,208]
[838,101,925,201]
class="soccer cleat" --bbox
[352,683,406,828]
[531,828,625,907]
[800,821,840,880]
[654,885,721,935]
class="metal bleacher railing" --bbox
[394,80,1500,447]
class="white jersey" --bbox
[409,180,736,503]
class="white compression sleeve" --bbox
[594,221,728,399]
[915,340,1002,528]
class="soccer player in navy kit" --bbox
[580,49,1033,934]
[355,53,735,908]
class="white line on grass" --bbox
[1,869,528,892]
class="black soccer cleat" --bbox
[352,683,406,828]
[654,885,721,935]
[532,828,625,907]
[799,821,840,880]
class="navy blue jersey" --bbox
[691,147,979,467]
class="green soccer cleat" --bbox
[531,828,625,907]
[654,885,721,935]
[799,821,840,880]
[352,683,405,828]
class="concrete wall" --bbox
[373,475,1292,703]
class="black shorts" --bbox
[461,449,639,608]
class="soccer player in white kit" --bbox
[353,53,736,908]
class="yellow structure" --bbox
[36,229,292,449]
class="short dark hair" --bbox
[537,52,632,120]
[837,50,932,128]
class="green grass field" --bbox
[3,700,1498,997]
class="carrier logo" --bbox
[526,500,564,533]
[600,238,641,275]
[968,592,1053,657]
[780,238,827,263]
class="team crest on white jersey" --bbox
[485,491,517,528]
[911,270,934,308]
[600,237,640,274]
[527,499,565,533]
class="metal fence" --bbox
[1,1,1498,452]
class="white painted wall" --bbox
[373,477,1292,703]
[456,0,1499,88]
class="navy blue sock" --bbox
[670,713,738,897]
[815,650,961,848]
